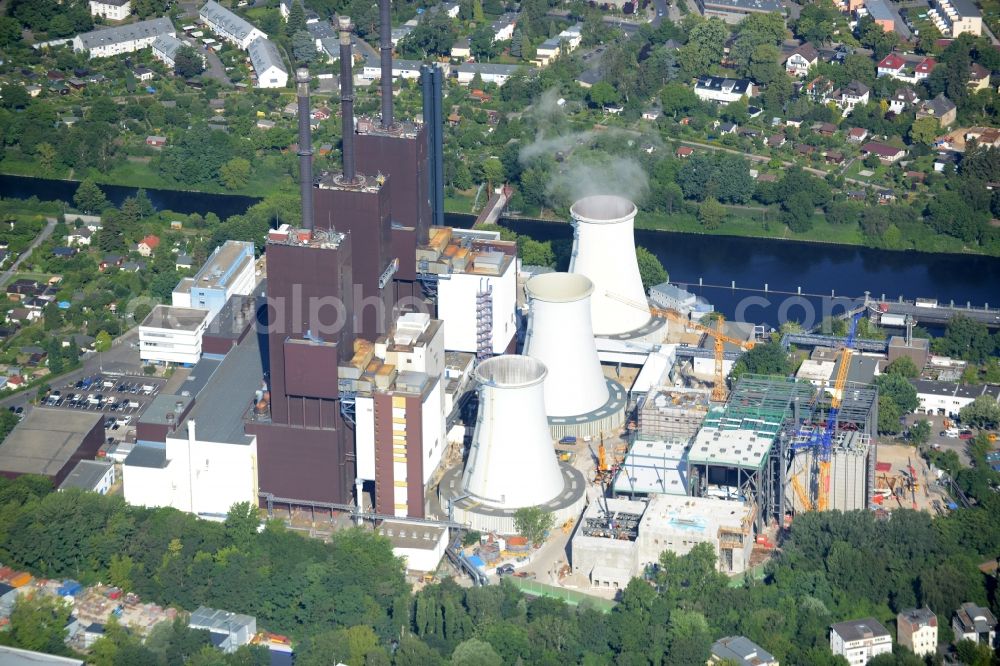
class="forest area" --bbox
[0,432,998,665]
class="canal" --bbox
[4,175,999,329]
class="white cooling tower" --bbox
[462,355,564,509]
[524,272,609,417]
[569,195,651,336]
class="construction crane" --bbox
[790,311,863,512]
[606,293,756,401]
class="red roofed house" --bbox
[914,57,936,81]
[137,235,160,257]
[877,53,906,78]
[862,141,906,164]
[847,127,869,143]
[676,146,694,158]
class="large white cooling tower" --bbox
[524,272,609,417]
[462,355,564,508]
[569,195,651,336]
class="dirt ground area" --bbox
[876,443,947,513]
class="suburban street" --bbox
[0,217,56,288]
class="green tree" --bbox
[224,502,260,552]
[910,419,931,446]
[698,198,726,230]
[510,28,524,59]
[909,116,940,145]
[95,330,112,352]
[4,595,72,656]
[174,46,206,78]
[292,30,317,65]
[469,25,499,60]
[108,554,134,590]
[0,16,22,48]
[960,395,1000,429]
[934,315,994,363]
[513,506,555,546]
[74,179,109,213]
[481,158,505,191]
[878,393,902,434]
[730,341,790,380]
[219,157,252,190]
[46,338,63,375]
[885,356,919,378]
[588,81,619,108]
[286,0,307,34]
[677,19,729,78]
[875,373,919,414]
[636,246,668,290]
[793,0,839,44]
[451,638,503,666]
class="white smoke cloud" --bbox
[547,156,649,207]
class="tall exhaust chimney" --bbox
[379,0,394,129]
[338,16,357,184]
[296,67,314,230]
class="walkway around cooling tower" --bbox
[547,377,627,439]
[438,463,587,534]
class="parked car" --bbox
[496,564,515,576]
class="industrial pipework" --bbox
[338,16,358,184]
[295,68,314,230]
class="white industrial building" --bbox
[189,607,256,653]
[523,272,625,437]
[378,521,449,572]
[433,229,517,356]
[172,241,256,318]
[89,0,131,21]
[124,336,261,518]
[350,313,448,519]
[612,437,689,496]
[151,34,186,68]
[796,359,836,387]
[910,379,1000,416]
[199,0,266,49]
[58,460,115,495]
[73,17,176,58]
[248,37,288,88]
[571,493,757,588]
[139,305,210,366]
[830,618,892,665]
[897,608,938,658]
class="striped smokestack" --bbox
[379,0,394,129]
[295,67,314,230]
[338,16,357,183]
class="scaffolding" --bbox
[475,283,493,361]
[638,387,712,440]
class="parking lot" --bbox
[36,374,168,442]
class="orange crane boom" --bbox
[606,293,755,401]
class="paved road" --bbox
[202,48,231,86]
[0,217,56,288]
[651,0,669,26]
[0,328,142,412]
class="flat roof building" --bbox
[613,437,689,496]
[0,408,104,486]
[378,520,449,572]
[58,459,115,495]
[174,241,256,318]
[189,606,256,653]
[710,636,779,666]
[139,305,211,366]
[830,618,892,664]
[897,607,938,658]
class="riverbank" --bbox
[505,207,978,257]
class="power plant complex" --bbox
[109,0,891,593]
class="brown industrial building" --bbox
[0,408,104,486]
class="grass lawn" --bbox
[633,209,866,246]
[445,191,477,214]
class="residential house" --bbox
[928,0,982,37]
[709,636,778,665]
[916,94,957,127]
[7,309,37,324]
[825,150,845,165]
[89,0,131,21]
[694,76,756,104]
[766,133,786,148]
[966,126,1000,147]
[451,37,470,60]
[67,228,93,246]
[137,235,160,257]
[718,121,737,134]
[52,247,77,258]
[795,143,815,157]
[247,37,288,89]
[816,122,838,136]
[969,62,991,92]
[122,260,146,273]
[454,63,528,86]
[175,254,194,271]
[935,150,961,172]
[676,146,694,158]
[897,608,937,658]
[865,0,909,36]
[876,53,907,79]
[6,280,41,301]
[785,42,818,77]
[862,141,906,163]
[952,603,997,646]
[73,17,176,58]
[255,118,275,130]
[643,107,663,121]
[846,127,869,143]
[832,81,870,115]
[199,0,266,49]
[100,254,124,271]
[151,33,186,68]
[804,76,834,103]
[914,57,936,81]
[490,13,518,42]
[133,67,154,82]
[830,618,892,665]
[889,87,919,114]
[146,135,167,148]
[877,54,935,84]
